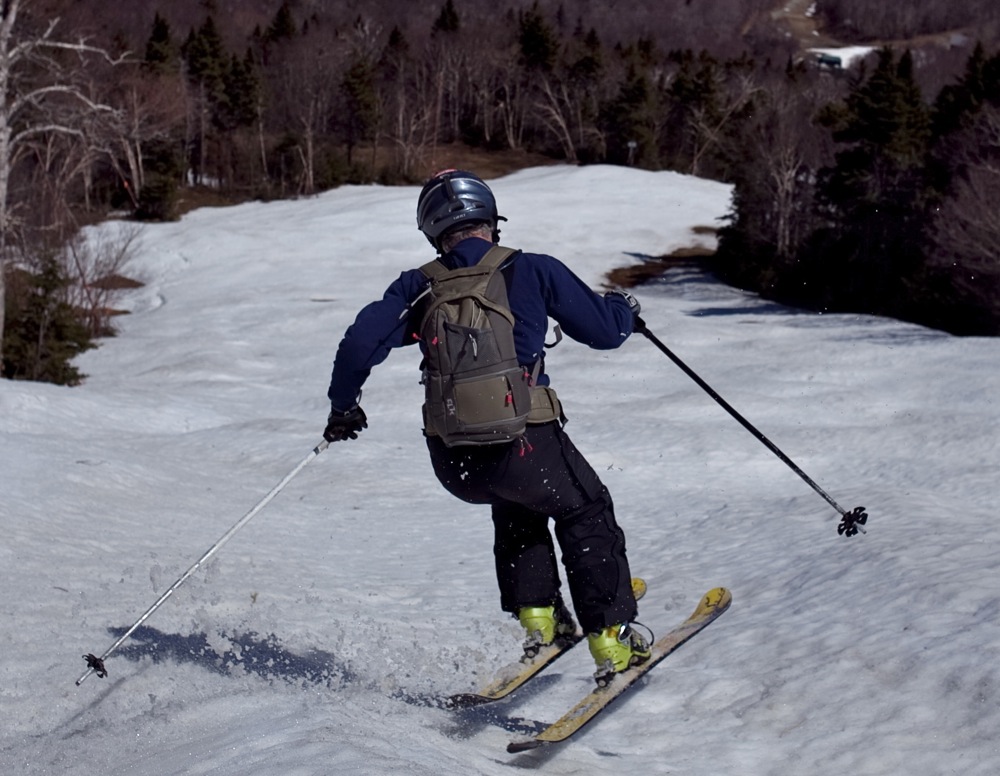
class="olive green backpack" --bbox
[417,245,532,446]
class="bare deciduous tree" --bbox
[262,23,344,196]
[102,68,187,206]
[380,53,436,178]
[742,76,835,260]
[535,76,578,162]
[63,222,142,337]
[0,0,127,363]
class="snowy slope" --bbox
[2,165,998,775]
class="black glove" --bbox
[324,405,368,442]
[605,288,641,318]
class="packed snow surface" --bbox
[2,165,998,775]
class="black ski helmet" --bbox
[416,169,505,251]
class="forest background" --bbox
[3,0,1000,385]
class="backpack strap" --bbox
[480,244,519,270]
[410,244,521,351]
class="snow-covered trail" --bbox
[2,165,998,775]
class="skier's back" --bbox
[324,169,649,681]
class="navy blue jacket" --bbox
[327,237,635,411]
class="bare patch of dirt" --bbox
[89,274,144,290]
[417,143,560,181]
[606,245,716,288]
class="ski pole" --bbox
[76,439,330,686]
[634,316,868,538]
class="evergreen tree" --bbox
[184,16,227,93]
[568,27,602,83]
[518,2,558,72]
[929,46,1000,190]
[266,1,297,43]
[838,50,929,165]
[599,62,657,166]
[380,26,409,84]
[137,136,184,221]
[340,55,378,167]
[1,258,94,385]
[182,16,231,183]
[810,48,932,315]
[220,50,260,130]
[933,43,988,137]
[143,12,176,73]
[432,0,460,35]
[662,50,724,173]
[985,50,1000,105]
[259,0,297,64]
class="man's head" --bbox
[416,169,505,252]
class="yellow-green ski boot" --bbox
[587,623,652,687]
[518,602,577,658]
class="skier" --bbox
[323,169,650,682]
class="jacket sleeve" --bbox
[535,254,635,349]
[327,269,427,410]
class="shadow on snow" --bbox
[107,624,545,738]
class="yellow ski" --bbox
[507,587,732,753]
[448,578,647,709]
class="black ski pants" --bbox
[426,420,637,633]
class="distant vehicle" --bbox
[815,52,843,70]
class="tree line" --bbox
[817,0,1000,43]
[3,0,1000,385]
[717,45,1000,335]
